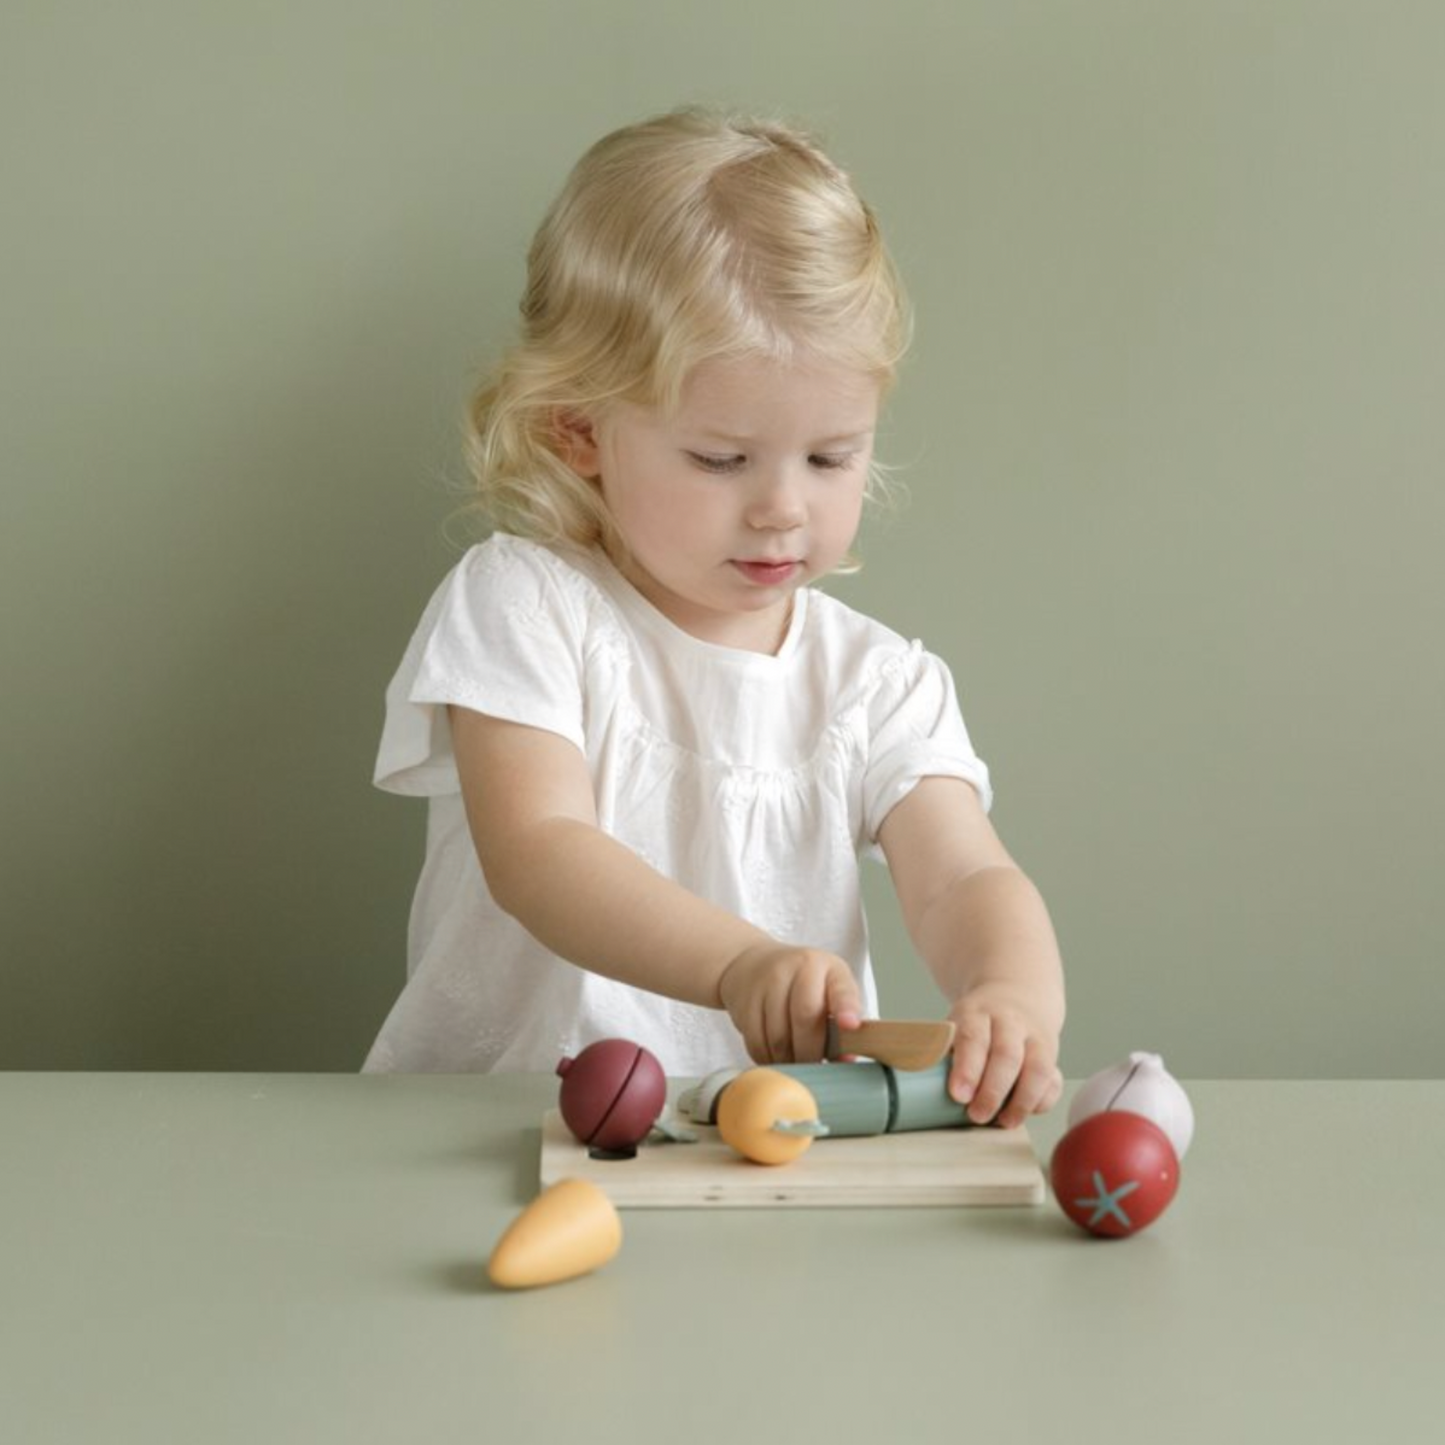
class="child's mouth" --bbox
[733,559,800,586]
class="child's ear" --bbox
[553,409,602,479]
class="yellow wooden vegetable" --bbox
[716,1068,825,1165]
[487,1178,622,1289]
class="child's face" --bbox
[572,355,880,652]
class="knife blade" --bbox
[824,1018,957,1071]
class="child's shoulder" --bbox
[804,585,922,665]
[447,533,609,610]
[456,531,582,580]
[406,535,620,658]
[800,586,944,713]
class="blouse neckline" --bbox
[585,546,811,668]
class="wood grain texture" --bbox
[829,1018,957,1070]
[539,1110,1045,1208]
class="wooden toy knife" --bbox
[825,1018,956,1071]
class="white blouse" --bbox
[363,534,991,1076]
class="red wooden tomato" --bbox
[1050,1110,1180,1237]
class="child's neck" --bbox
[608,548,795,655]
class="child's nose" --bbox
[745,468,807,529]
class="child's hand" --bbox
[717,943,863,1065]
[946,980,1064,1129]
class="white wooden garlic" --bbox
[1067,1051,1195,1160]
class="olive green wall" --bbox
[4,2,1441,1075]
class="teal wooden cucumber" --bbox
[772,1060,973,1137]
[677,1059,975,1137]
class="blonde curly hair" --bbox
[465,107,911,559]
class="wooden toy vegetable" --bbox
[1050,1110,1180,1237]
[1067,1051,1195,1160]
[679,1059,973,1137]
[487,1178,623,1289]
[556,1039,666,1151]
[716,1068,828,1165]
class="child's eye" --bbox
[809,453,857,471]
[687,452,746,474]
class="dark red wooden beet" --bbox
[555,1039,666,1149]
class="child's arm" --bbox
[449,706,863,1063]
[878,777,1066,1127]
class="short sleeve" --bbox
[861,644,993,846]
[373,540,588,797]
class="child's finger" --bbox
[969,1031,1025,1125]
[742,995,772,1065]
[760,968,798,1064]
[788,962,832,1062]
[947,1012,992,1106]
[825,966,863,1033]
[994,1053,1058,1129]
[743,959,789,1062]
[786,954,862,1061]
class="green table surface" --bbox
[1,1074,1440,1443]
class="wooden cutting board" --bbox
[538,1110,1045,1208]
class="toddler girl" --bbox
[364,108,1065,1127]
